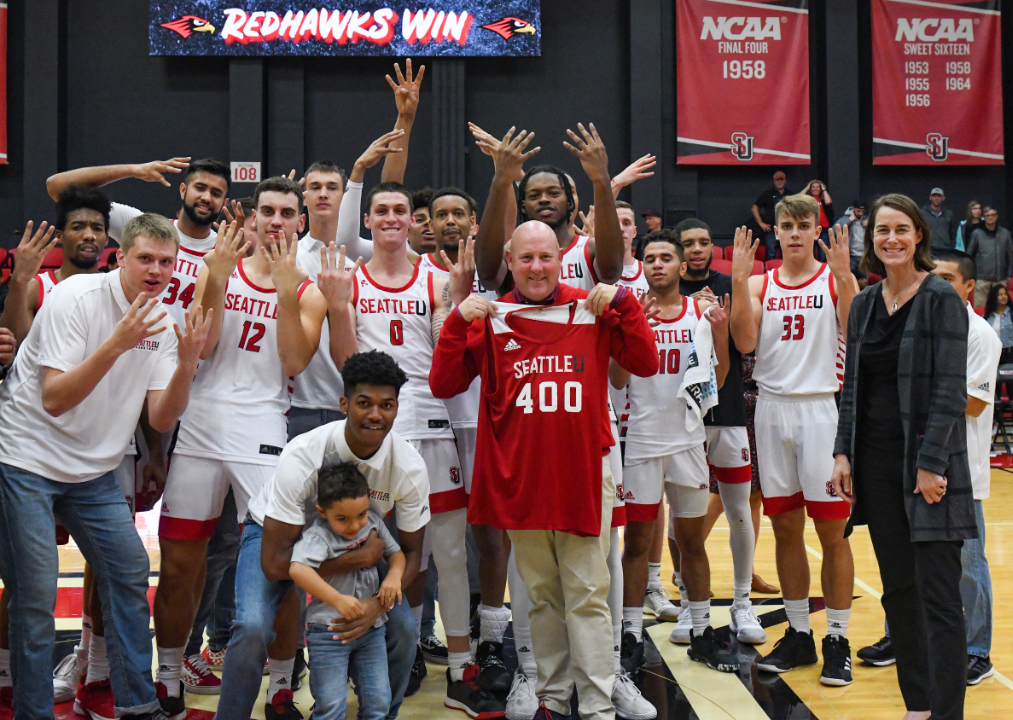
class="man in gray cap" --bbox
[923,187,956,253]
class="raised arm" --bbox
[475,128,540,290]
[469,122,521,243]
[315,243,362,370]
[46,157,190,200]
[380,59,424,184]
[565,124,622,284]
[265,233,324,377]
[701,298,731,389]
[610,154,656,199]
[0,222,56,344]
[729,227,762,353]
[820,224,859,340]
[195,221,249,359]
[146,306,213,432]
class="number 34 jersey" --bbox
[173,261,311,465]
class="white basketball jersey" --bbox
[559,234,598,291]
[159,245,207,330]
[417,253,499,301]
[624,297,705,462]
[617,261,650,301]
[753,264,845,397]
[353,265,453,440]
[174,261,305,463]
[35,270,59,309]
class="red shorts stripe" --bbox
[805,499,852,520]
[710,464,752,484]
[625,501,661,524]
[610,505,626,528]
[431,487,468,515]
[762,491,805,516]
[158,515,220,541]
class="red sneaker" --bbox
[201,644,226,671]
[266,688,302,719]
[182,653,221,695]
[0,686,13,720]
[74,679,115,720]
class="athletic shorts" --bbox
[609,423,625,528]
[452,425,477,496]
[705,426,751,484]
[158,455,276,540]
[57,454,137,545]
[754,393,850,520]
[622,445,709,522]
[410,438,464,515]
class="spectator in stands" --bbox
[834,200,867,276]
[984,283,1013,364]
[966,207,1013,307]
[105,253,119,272]
[923,187,955,253]
[804,180,833,261]
[751,170,789,261]
[641,208,662,233]
[955,200,983,252]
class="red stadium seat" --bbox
[765,259,783,271]
[41,248,63,269]
[100,247,118,266]
[713,246,728,261]
[710,258,733,276]
[750,260,764,276]
[754,245,766,262]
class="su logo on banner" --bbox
[730,132,754,161]
[926,133,949,161]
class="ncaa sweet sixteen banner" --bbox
[872,0,1003,165]
[676,0,810,165]
[150,1,540,56]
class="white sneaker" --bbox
[612,672,657,720]
[505,672,538,720]
[643,588,681,622]
[730,605,767,644]
[53,646,87,704]
[668,607,692,644]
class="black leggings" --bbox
[856,452,966,719]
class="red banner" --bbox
[0,4,6,166]
[872,0,1003,165]
[676,0,810,165]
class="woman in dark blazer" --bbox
[831,194,976,720]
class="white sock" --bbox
[689,600,711,635]
[0,648,10,688]
[784,599,810,634]
[85,635,109,684]
[267,657,294,698]
[622,607,643,641]
[515,634,537,681]
[448,650,472,682]
[613,614,622,676]
[81,613,93,651]
[156,646,185,697]
[647,562,663,592]
[733,580,752,609]
[718,481,755,601]
[478,605,511,644]
[411,604,423,636]
[674,572,689,609]
[825,608,850,638]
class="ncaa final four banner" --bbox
[676,0,810,165]
[150,1,540,56]
[872,0,1004,165]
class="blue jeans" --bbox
[215,519,417,720]
[307,623,390,720]
[960,500,992,657]
[763,228,778,261]
[184,488,240,657]
[0,463,158,718]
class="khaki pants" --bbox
[974,279,1003,309]
[508,457,616,720]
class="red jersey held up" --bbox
[430,284,658,536]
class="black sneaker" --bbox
[856,635,895,666]
[445,665,506,718]
[967,654,995,685]
[476,641,512,701]
[687,626,740,673]
[265,689,303,719]
[405,644,427,697]
[155,681,186,720]
[422,633,451,664]
[819,635,853,686]
[619,631,645,676]
[755,627,818,673]
[291,648,307,691]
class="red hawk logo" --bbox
[480,17,536,40]
[161,15,216,39]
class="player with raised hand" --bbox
[729,194,858,686]
[153,177,331,720]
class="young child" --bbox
[289,462,406,720]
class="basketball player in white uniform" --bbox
[730,193,858,686]
[329,181,494,716]
[614,232,738,677]
[153,177,331,719]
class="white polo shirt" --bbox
[247,420,430,533]
[0,270,178,483]
[966,304,1002,500]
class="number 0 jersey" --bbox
[753,264,844,397]
[174,261,310,464]
[624,297,705,462]
[353,265,453,440]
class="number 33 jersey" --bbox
[173,261,311,464]
[753,264,844,397]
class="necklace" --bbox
[884,275,920,315]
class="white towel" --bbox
[677,312,719,432]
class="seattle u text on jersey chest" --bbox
[766,294,824,312]
[225,293,279,319]
[513,354,585,379]
[357,298,428,316]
